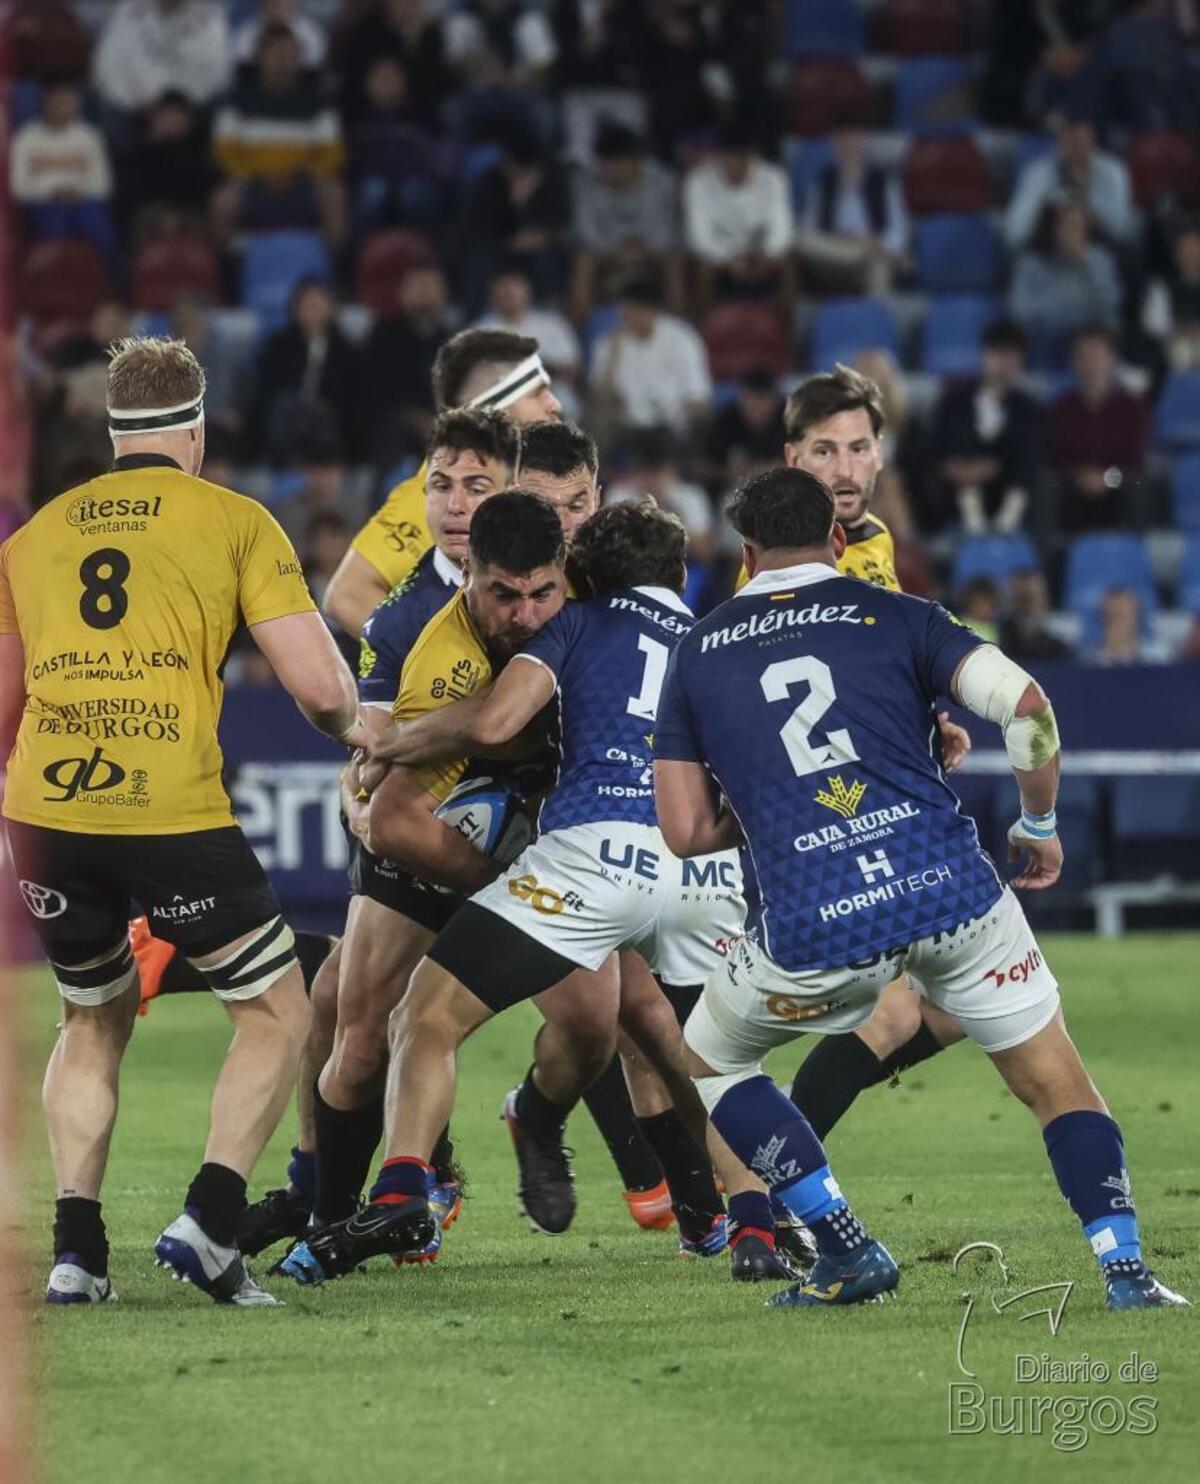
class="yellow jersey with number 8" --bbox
[0,456,315,835]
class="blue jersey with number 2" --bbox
[654,564,1003,972]
[517,586,693,834]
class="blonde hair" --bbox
[106,336,206,413]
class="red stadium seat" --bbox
[902,135,991,213]
[1126,132,1200,210]
[702,303,788,383]
[132,235,221,312]
[784,60,872,138]
[3,2,91,82]
[876,0,972,56]
[19,239,112,325]
[354,229,437,316]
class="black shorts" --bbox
[5,820,282,963]
[346,837,462,935]
[428,902,577,1013]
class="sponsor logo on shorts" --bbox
[151,893,217,922]
[681,858,739,891]
[814,774,867,819]
[766,994,844,1022]
[19,880,68,919]
[598,837,658,881]
[982,946,1043,990]
[507,874,585,916]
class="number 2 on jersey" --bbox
[626,634,670,721]
[79,548,131,630]
[760,656,860,777]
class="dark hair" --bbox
[628,425,678,468]
[1071,322,1115,352]
[741,365,778,394]
[595,119,643,160]
[431,328,539,409]
[619,268,662,308]
[727,468,835,553]
[426,406,521,471]
[519,420,599,480]
[567,499,686,597]
[982,316,1028,353]
[783,364,885,442]
[468,489,565,574]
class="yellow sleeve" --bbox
[236,502,318,626]
[0,541,17,635]
[349,467,433,588]
[392,598,491,802]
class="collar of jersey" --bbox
[432,547,466,588]
[111,452,182,472]
[633,584,692,615]
[736,562,840,598]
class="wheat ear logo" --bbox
[815,774,867,819]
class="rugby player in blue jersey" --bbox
[653,467,1186,1310]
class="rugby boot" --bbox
[767,1239,900,1308]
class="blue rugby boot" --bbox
[279,1196,436,1285]
[1106,1268,1189,1309]
[767,1239,899,1308]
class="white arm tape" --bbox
[954,645,1060,772]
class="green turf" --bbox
[18,935,1200,1483]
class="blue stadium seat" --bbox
[1111,776,1200,880]
[783,0,865,58]
[952,534,1039,589]
[893,57,975,129]
[11,79,42,128]
[811,298,900,370]
[1052,775,1106,894]
[1155,371,1200,450]
[782,138,834,213]
[1063,534,1158,631]
[913,214,999,292]
[583,303,621,369]
[921,294,998,376]
[241,232,331,329]
[1171,454,1200,530]
[1178,535,1200,612]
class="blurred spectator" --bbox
[124,91,218,233]
[1009,202,1122,367]
[1088,587,1173,664]
[683,120,793,305]
[642,1,715,157]
[703,366,783,491]
[444,2,558,89]
[234,0,326,70]
[591,273,712,438]
[350,56,454,231]
[1000,570,1072,662]
[461,125,571,313]
[796,129,909,297]
[1046,327,1149,533]
[608,428,716,562]
[274,429,367,548]
[852,350,916,543]
[477,266,581,394]
[1142,215,1200,371]
[927,318,1041,534]
[93,0,231,114]
[212,22,346,248]
[1005,115,1136,253]
[10,83,113,211]
[361,265,454,465]
[569,120,681,317]
[956,577,1002,644]
[251,279,364,466]
[337,0,452,125]
[1090,0,1200,135]
[301,511,353,610]
[171,297,255,445]
[553,1,649,162]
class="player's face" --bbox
[425,448,512,563]
[514,465,599,542]
[785,408,882,527]
[508,380,562,425]
[467,563,565,655]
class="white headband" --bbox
[108,397,204,435]
[467,353,549,411]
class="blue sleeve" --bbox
[519,602,586,683]
[922,601,984,699]
[358,602,419,704]
[652,643,701,762]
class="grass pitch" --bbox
[17,935,1200,1483]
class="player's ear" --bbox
[831,521,848,560]
[742,540,759,579]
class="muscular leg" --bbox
[530,960,620,1106]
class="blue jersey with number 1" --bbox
[517,586,693,833]
[654,563,1003,972]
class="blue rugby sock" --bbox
[286,1146,316,1212]
[1043,1110,1145,1277]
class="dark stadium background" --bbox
[2,0,1198,949]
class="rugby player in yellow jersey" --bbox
[0,338,365,1307]
[323,328,561,637]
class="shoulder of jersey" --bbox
[378,550,435,610]
[406,587,468,657]
[382,463,427,509]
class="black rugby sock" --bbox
[637,1110,723,1241]
[312,1087,384,1223]
[789,1024,945,1140]
[581,1055,663,1192]
[54,1196,108,1276]
[430,1124,460,1186]
[514,1066,571,1135]
[185,1162,247,1248]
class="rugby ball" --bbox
[434,776,533,868]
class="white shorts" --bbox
[471,822,745,985]
[685,886,1060,1073]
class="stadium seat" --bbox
[1178,535,1200,613]
[811,298,900,370]
[1063,534,1158,629]
[1171,454,1200,531]
[877,0,972,55]
[1155,372,1200,450]
[1126,132,1200,210]
[19,238,112,326]
[951,533,1039,589]
[902,135,991,213]
[782,138,834,214]
[1111,776,1200,881]
[354,229,437,317]
[241,232,332,329]
[132,235,220,313]
[583,303,621,370]
[784,59,872,137]
[783,0,865,59]
[892,56,975,130]
[11,78,42,129]
[702,304,788,382]
[913,213,999,292]
[3,2,91,81]
[921,293,997,376]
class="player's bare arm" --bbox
[250,610,366,749]
[365,763,501,894]
[323,549,391,639]
[654,758,745,859]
